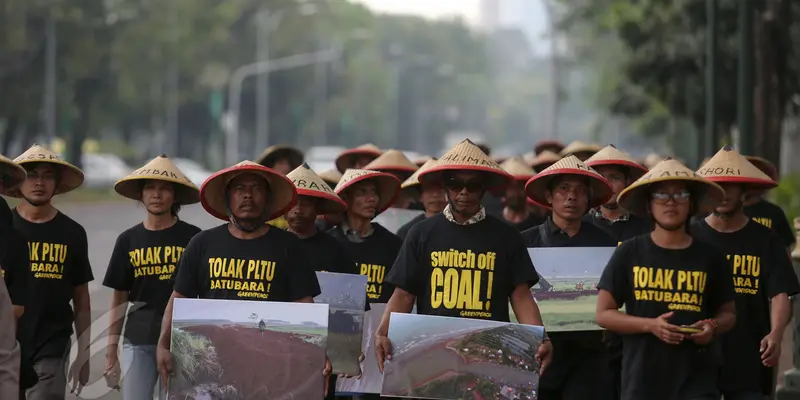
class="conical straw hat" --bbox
[492,154,510,164]
[644,153,664,169]
[585,144,648,180]
[335,143,382,173]
[255,145,304,170]
[525,155,612,209]
[500,156,535,181]
[114,154,200,204]
[334,169,400,213]
[5,144,84,197]
[522,152,536,165]
[200,160,297,221]
[401,159,437,189]
[560,140,601,157]
[364,149,418,174]
[744,155,778,181]
[413,155,435,167]
[318,169,343,187]
[0,154,27,195]
[529,150,562,171]
[618,158,724,217]
[534,139,565,155]
[287,163,347,214]
[698,157,711,169]
[696,145,776,189]
[418,139,513,189]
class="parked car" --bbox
[82,153,133,189]
[172,158,213,186]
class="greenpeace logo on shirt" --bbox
[752,217,772,229]
[208,257,276,299]
[429,249,496,319]
[726,254,761,295]
[360,263,386,300]
[632,266,707,312]
[29,241,67,280]
[129,246,185,281]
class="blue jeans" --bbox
[122,344,164,400]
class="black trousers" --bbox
[538,348,615,400]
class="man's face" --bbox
[353,156,375,169]
[286,196,318,230]
[504,181,527,211]
[649,181,691,231]
[227,173,269,220]
[444,171,485,216]
[142,180,176,215]
[271,158,292,175]
[595,166,627,207]
[419,182,446,214]
[21,164,57,205]
[715,183,744,216]
[344,181,379,219]
[545,176,589,221]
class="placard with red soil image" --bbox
[169,298,329,400]
[381,313,543,400]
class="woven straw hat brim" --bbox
[335,147,382,173]
[744,156,778,181]
[114,156,200,205]
[335,170,400,213]
[586,159,648,181]
[530,151,562,169]
[296,189,347,214]
[419,165,513,190]
[560,142,601,157]
[287,164,347,215]
[617,165,725,217]
[255,146,304,169]
[501,157,535,182]
[6,146,84,197]
[534,140,565,155]
[318,169,343,187]
[200,163,297,221]
[696,148,777,190]
[524,168,613,210]
[0,155,27,194]
[401,159,438,189]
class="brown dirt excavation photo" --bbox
[381,313,544,400]
[314,271,368,376]
[169,299,329,400]
[510,247,617,331]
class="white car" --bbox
[82,153,132,188]
[172,158,213,186]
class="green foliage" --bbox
[170,328,223,390]
[771,173,800,225]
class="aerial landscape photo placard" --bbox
[335,303,387,395]
[381,313,544,400]
[373,208,424,234]
[315,271,368,376]
[509,247,616,331]
[169,298,329,400]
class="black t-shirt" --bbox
[327,223,402,303]
[691,219,800,394]
[300,231,359,275]
[505,213,546,232]
[102,221,201,346]
[0,225,31,306]
[583,212,653,245]
[396,213,426,241]
[0,196,12,227]
[745,199,796,248]
[12,210,94,362]
[597,235,735,400]
[173,224,321,302]
[386,213,539,322]
[521,217,617,248]
[482,193,504,219]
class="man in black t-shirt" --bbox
[328,169,403,304]
[0,154,29,318]
[597,158,736,400]
[743,155,796,251]
[396,160,446,240]
[364,150,419,210]
[585,145,652,245]
[376,139,553,382]
[520,155,616,400]
[694,146,800,399]
[7,145,93,399]
[155,160,328,392]
[498,157,545,231]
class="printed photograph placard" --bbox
[314,271,368,376]
[509,247,616,331]
[169,298,329,399]
[335,303,387,395]
[373,208,424,234]
[381,313,543,400]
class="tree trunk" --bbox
[755,0,786,175]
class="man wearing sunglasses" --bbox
[375,139,553,385]
[521,155,617,400]
[596,158,736,400]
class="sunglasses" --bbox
[445,178,485,193]
[651,191,691,204]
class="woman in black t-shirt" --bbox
[396,160,446,240]
[0,153,28,315]
[742,155,796,250]
[597,158,736,400]
[101,155,202,400]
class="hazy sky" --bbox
[173,299,330,326]
[351,0,481,23]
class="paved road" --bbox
[49,200,222,400]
